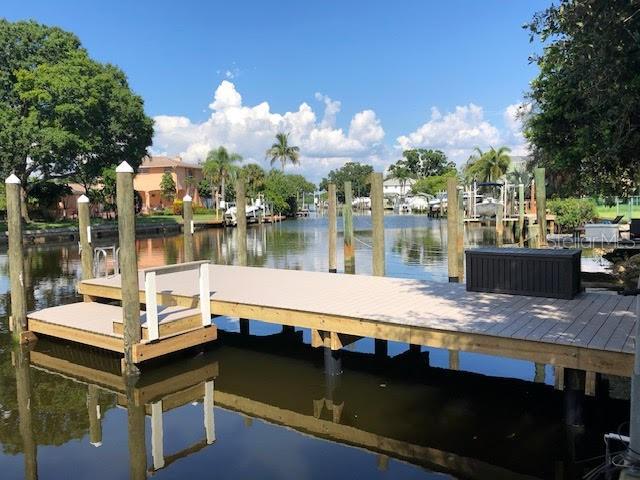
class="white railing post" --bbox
[151,400,165,470]
[204,380,215,444]
[199,263,212,326]
[145,271,159,341]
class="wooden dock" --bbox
[63,263,638,377]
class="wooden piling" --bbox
[518,183,525,247]
[78,195,94,287]
[6,174,27,342]
[534,363,545,383]
[534,167,547,246]
[236,180,247,267]
[328,183,337,273]
[446,177,459,282]
[496,201,504,247]
[527,221,540,249]
[371,172,385,277]
[343,181,355,274]
[116,162,141,375]
[182,194,194,262]
[457,186,464,281]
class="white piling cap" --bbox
[183,194,192,202]
[90,441,103,448]
[5,174,20,184]
[115,161,133,173]
[78,194,89,203]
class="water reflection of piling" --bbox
[15,346,38,480]
[126,378,147,480]
[87,384,103,447]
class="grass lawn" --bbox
[0,213,222,232]
[596,204,640,221]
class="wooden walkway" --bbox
[73,264,637,377]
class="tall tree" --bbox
[524,0,640,197]
[160,172,176,203]
[266,132,300,171]
[464,146,511,183]
[202,146,242,209]
[386,164,415,196]
[319,162,374,202]
[399,149,455,177]
[0,20,153,220]
[239,163,266,198]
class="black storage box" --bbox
[465,248,582,299]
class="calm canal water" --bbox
[0,214,630,479]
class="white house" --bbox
[383,177,416,196]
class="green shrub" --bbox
[193,206,213,215]
[547,197,597,232]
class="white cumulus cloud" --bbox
[152,81,387,182]
[396,103,530,164]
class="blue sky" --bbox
[3,0,549,180]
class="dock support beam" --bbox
[343,181,355,274]
[236,180,247,267]
[534,167,547,246]
[518,183,525,247]
[116,162,141,376]
[78,195,94,294]
[375,338,388,358]
[183,194,194,262]
[6,174,27,343]
[448,350,460,370]
[447,177,459,282]
[328,183,337,273]
[371,172,385,277]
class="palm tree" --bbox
[464,146,511,183]
[266,132,300,171]
[202,146,242,210]
[240,163,266,197]
[387,164,415,197]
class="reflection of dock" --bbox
[28,342,219,475]
[72,264,635,378]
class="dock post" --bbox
[6,174,27,343]
[328,183,337,273]
[534,167,547,246]
[236,180,247,267]
[447,177,459,282]
[183,194,195,262]
[527,221,540,248]
[457,186,465,281]
[534,363,545,383]
[15,346,38,480]
[87,384,103,447]
[78,195,94,295]
[375,338,388,358]
[518,183,525,247]
[116,162,141,376]
[448,350,460,370]
[343,181,355,274]
[371,172,385,276]
[496,201,504,246]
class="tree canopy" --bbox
[263,170,314,215]
[395,149,455,178]
[319,162,374,202]
[463,146,511,183]
[524,0,640,197]
[266,132,300,171]
[0,19,153,218]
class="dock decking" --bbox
[68,264,637,377]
